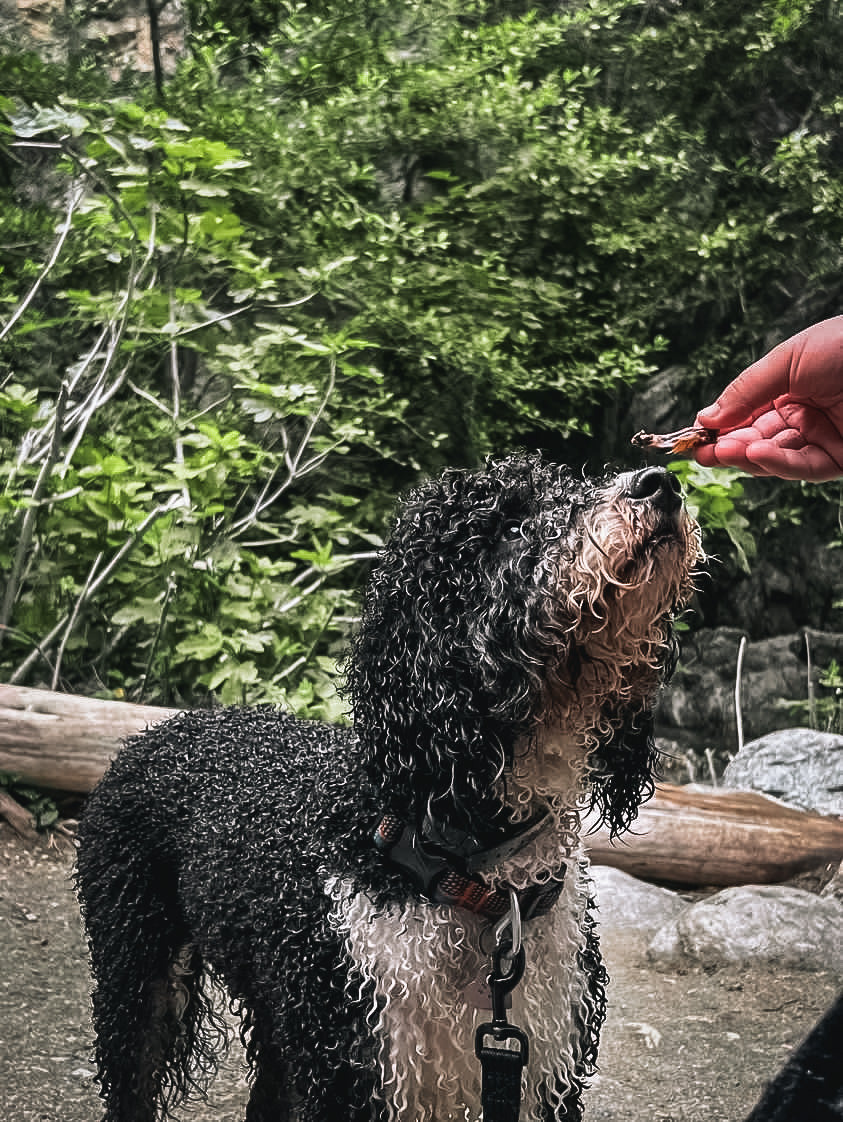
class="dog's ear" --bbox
[346,462,552,839]
[585,707,660,838]
[586,628,678,837]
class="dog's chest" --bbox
[326,851,594,1122]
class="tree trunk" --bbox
[1,684,842,887]
[0,787,38,840]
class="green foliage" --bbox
[0,0,841,708]
[777,659,843,734]
[0,100,393,711]
[669,461,757,574]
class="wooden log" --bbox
[1,683,842,886]
[0,683,178,793]
[0,786,39,840]
[584,784,843,886]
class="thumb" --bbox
[695,340,794,432]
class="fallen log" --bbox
[0,683,178,793]
[583,784,843,886]
[1,684,842,885]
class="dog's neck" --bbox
[512,727,588,809]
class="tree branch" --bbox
[9,495,184,684]
[0,386,68,652]
[0,181,85,370]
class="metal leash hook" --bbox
[475,891,529,1122]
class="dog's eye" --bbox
[501,520,524,542]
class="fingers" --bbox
[750,446,841,481]
[693,436,777,476]
[695,346,792,431]
[693,439,842,480]
[696,316,843,432]
[693,403,843,481]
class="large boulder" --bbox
[648,885,843,973]
[722,728,843,816]
[590,866,688,935]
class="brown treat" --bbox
[631,425,716,454]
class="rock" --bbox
[590,866,688,935]
[627,365,691,439]
[820,859,843,902]
[658,628,843,759]
[648,885,843,973]
[4,0,185,76]
[722,728,843,816]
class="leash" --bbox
[475,892,529,1122]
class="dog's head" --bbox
[348,453,702,840]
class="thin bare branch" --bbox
[169,291,192,510]
[128,380,173,416]
[51,552,104,690]
[136,572,177,704]
[229,358,338,538]
[0,385,68,652]
[275,655,307,681]
[274,552,380,615]
[9,495,184,684]
[0,181,85,356]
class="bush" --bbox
[1,0,841,707]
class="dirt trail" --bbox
[1,823,838,1122]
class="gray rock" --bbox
[722,728,843,815]
[648,885,843,973]
[658,628,843,764]
[627,365,691,438]
[590,865,688,935]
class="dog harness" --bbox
[373,810,566,920]
[374,809,566,1122]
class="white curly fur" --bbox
[327,851,595,1122]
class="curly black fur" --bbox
[348,454,691,841]
[347,456,584,842]
[76,452,699,1122]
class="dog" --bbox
[75,452,701,1122]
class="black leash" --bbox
[475,894,529,1122]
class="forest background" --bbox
[0,0,841,723]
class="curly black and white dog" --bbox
[76,453,702,1122]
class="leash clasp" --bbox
[494,888,522,956]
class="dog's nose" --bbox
[625,467,683,514]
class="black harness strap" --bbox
[374,812,566,921]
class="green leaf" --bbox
[174,625,226,660]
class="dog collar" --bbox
[374,812,566,921]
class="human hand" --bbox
[693,317,843,481]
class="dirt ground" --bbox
[1,821,839,1122]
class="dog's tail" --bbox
[76,753,226,1121]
